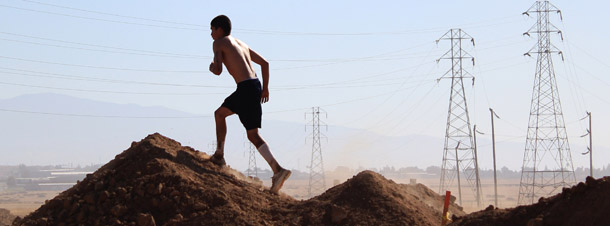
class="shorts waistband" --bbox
[237,78,260,87]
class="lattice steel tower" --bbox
[437,29,482,206]
[518,1,576,205]
[306,107,326,197]
[245,143,257,177]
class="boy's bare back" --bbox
[210,36,257,84]
[209,28,270,103]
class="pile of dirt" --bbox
[13,133,456,226]
[398,183,465,217]
[450,176,610,226]
[0,208,16,226]
[296,170,449,225]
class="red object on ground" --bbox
[442,191,451,225]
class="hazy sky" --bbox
[1,0,609,171]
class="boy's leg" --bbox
[247,129,291,194]
[211,106,234,165]
[247,129,279,172]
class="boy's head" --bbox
[210,15,231,39]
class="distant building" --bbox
[14,168,92,191]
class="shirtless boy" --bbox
[208,15,291,194]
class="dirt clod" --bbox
[136,213,156,226]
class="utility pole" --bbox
[518,1,576,205]
[306,107,327,197]
[437,28,482,207]
[473,125,484,207]
[455,142,462,206]
[588,112,592,177]
[489,108,499,207]
[581,112,592,177]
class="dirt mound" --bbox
[450,176,610,226]
[0,208,16,226]
[398,183,465,217]
[13,133,452,226]
[295,170,447,225]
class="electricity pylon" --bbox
[518,1,576,205]
[208,141,217,153]
[436,29,482,206]
[245,141,258,177]
[306,107,327,197]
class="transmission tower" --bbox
[244,139,258,177]
[518,1,576,205]
[436,29,482,206]
[208,141,217,153]
[306,107,327,197]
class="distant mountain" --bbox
[0,93,539,171]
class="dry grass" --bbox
[0,191,61,217]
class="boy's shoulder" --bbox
[213,36,231,47]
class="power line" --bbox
[22,0,203,27]
[332,45,438,130]
[0,108,210,119]
[0,80,224,96]
[16,0,443,36]
[0,67,231,88]
[0,31,208,58]
[2,3,521,36]
[0,55,206,73]
[0,80,435,118]
[0,4,203,31]
[0,31,442,64]
[0,67,436,91]
[0,37,209,59]
[0,36,440,63]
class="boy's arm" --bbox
[249,48,269,103]
[209,41,223,75]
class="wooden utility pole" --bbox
[589,112,593,177]
[473,125,484,207]
[455,141,462,206]
[489,108,499,207]
[582,112,593,177]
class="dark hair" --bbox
[211,15,231,36]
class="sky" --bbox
[1,0,610,172]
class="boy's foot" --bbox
[210,153,226,166]
[270,169,291,194]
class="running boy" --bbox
[208,15,291,194]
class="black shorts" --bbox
[221,78,262,130]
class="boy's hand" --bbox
[261,89,269,103]
[209,62,215,74]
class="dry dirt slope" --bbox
[450,176,610,226]
[13,133,461,226]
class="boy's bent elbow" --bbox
[261,61,269,70]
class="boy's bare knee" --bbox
[215,108,231,119]
[247,131,264,147]
[247,132,259,142]
[214,109,223,118]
